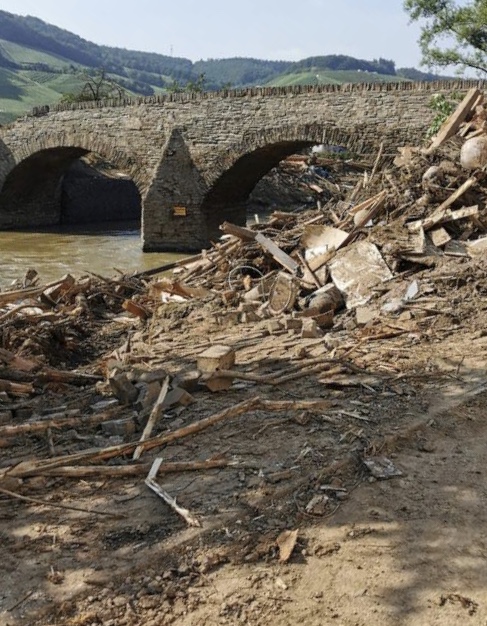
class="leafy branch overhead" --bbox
[404,0,487,74]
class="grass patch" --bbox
[0,38,77,69]
[267,69,412,87]
[0,68,63,123]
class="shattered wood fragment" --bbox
[122,299,149,320]
[339,190,387,248]
[430,227,451,248]
[409,176,478,232]
[133,375,170,460]
[145,458,201,527]
[276,529,299,563]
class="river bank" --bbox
[1,240,487,626]
[3,93,487,625]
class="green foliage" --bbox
[60,70,126,103]
[267,69,404,87]
[396,66,456,80]
[426,92,462,137]
[194,58,290,87]
[290,55,396,75]
[404,0,487,74]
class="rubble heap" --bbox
[1,86,487,540]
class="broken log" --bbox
[3,397,261,477]
[24,458,231,478]
[0,408,122,438]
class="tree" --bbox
[61,69,126,103]
[404,0,487,74]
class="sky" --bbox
[0,0,426,68]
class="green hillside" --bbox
[267,69,408,87]
[0,9,454,125]
[0,67,62,124]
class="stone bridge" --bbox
[0,80,483,251]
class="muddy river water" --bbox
[0,222,183,288]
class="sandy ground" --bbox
[2,259,487,626]
[3,387,487,626]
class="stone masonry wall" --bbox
[0,81,485,251]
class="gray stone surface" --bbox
[0,81,484,250]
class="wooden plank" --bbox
[430,227,452,248]
[424,88,481,154]
[133,376,170,460]
[220,221,256,241]
[412,204,479,232]
[0,408,119,438]
[338,190,387,249]
[255,232,300,273]
[348,191,385,216]
[409,177,478,231]
[0,277,68,307]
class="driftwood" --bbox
[145,458,201,527]
[2,396,341,479]
[3,397,261,478]
[0,379,34,395]
[0,408,121,438]
[22,458,231,478]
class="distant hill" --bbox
[0,10,455,124]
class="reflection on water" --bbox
[0,221,184,288]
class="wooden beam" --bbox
[424,88,481,154]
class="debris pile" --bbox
[147,88,487,338]
[2,86,487,572]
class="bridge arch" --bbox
[201,123,369,239]
[0,134,146,230]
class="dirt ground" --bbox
[2,257,487,626]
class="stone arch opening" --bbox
[0,147,141,230]
[201,137,357,241]
[202,140,314,240]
